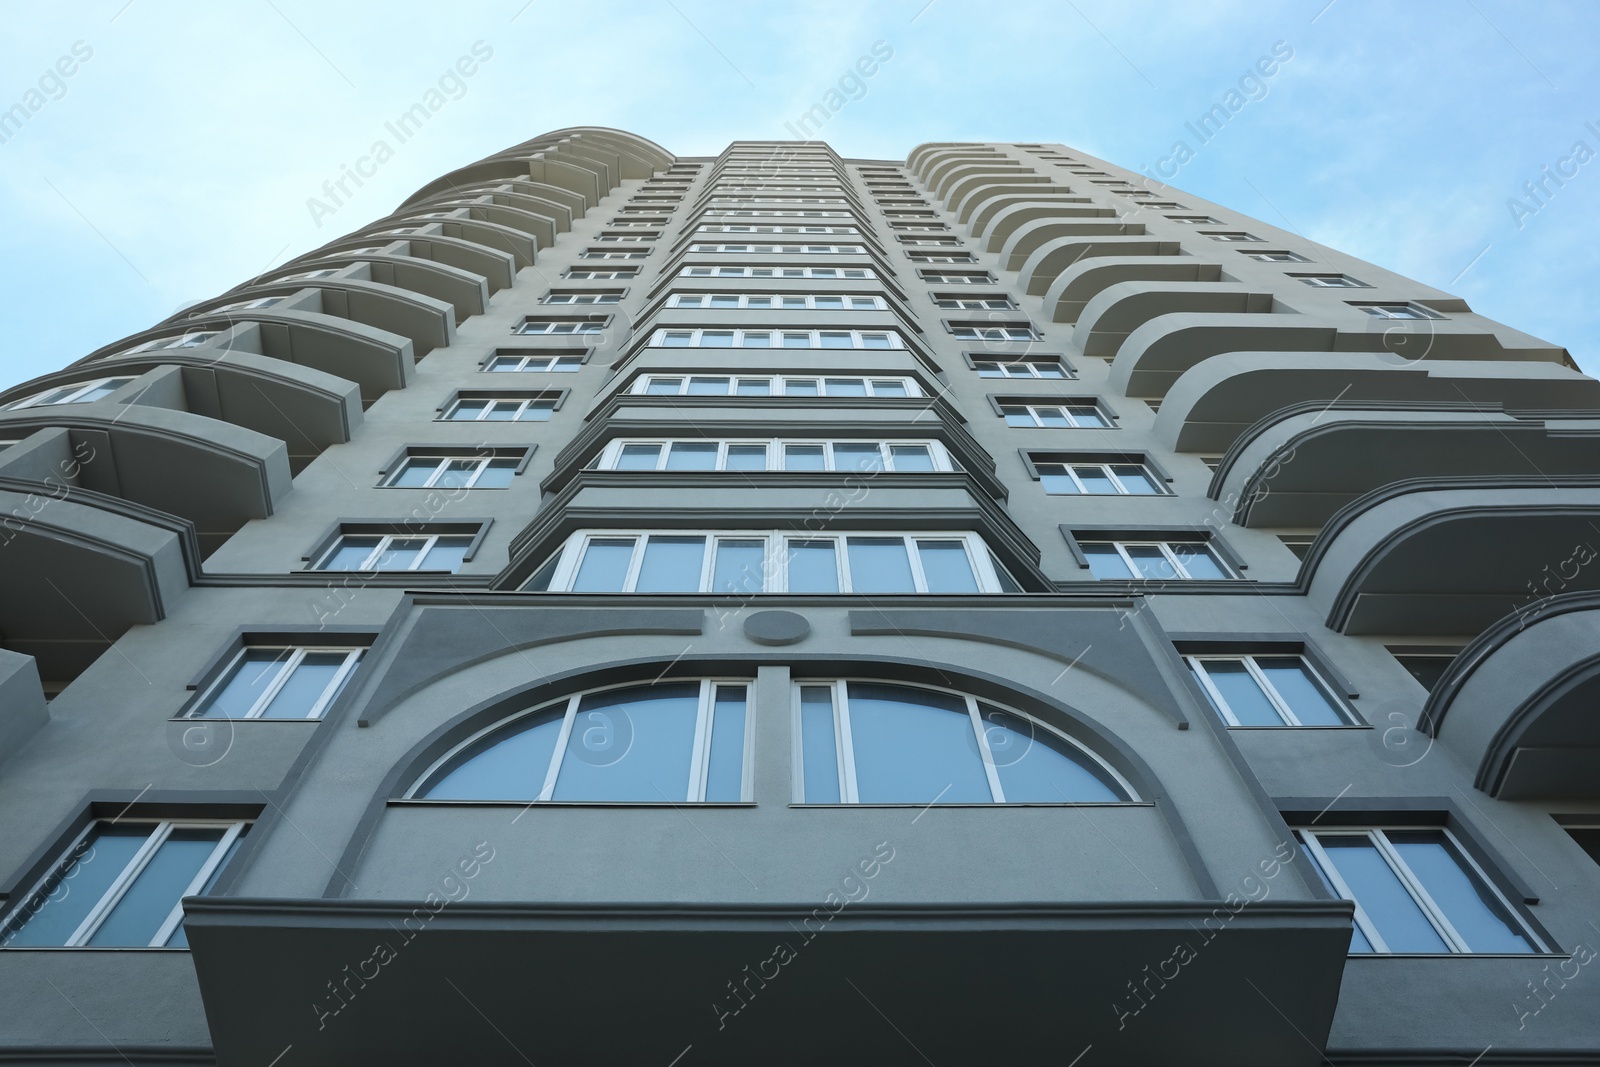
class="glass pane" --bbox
[846,538,915,593]
[687,377,728,395]
[889,445,934,472]
[742,332,771,348]
[88,828,225,947]
[799,686,840,802]
[833,443,883,473]
[373,537,425,570]
[322,536,381,571]
[646,379,681,395]
[201,648,291,717]
[1035,408,1071,428]
[664,443,718,471]
[1126,544,1179,581]
[524,553,560,592]
[736,379,770,396]
[616,444,662,470]
[1198,660,1283,726]
[1389,833,1534,953]
[1039,471,1081,495]
[258,651,350,719]
[1074,467,1117,494]
[423,706,565,800]
[824,379,868,397]
[1256,658,1345,726]
[786,541,839,593]
[1322,837,1449,953]
[1035,364,1066,378]
[846,683,991,803]
[1082,544,1134,580]
[872,381,908,397]
[819,332,852,349]
[635,536,707,592]
[449,400,488,420]
[712,539,766,596]
[725,445,768,471]
[517,401,554,422]
[553,684,702,801]
[1301,844,1376,952]
[1172,544,1228,580]
[704,686,748,802]
[2,825,148,946]
[782,333,811,348]
[420,536,471,572]
[167,832,246,948]
[483,402,518,422]
[390,461,437,488]
[474,460,518,489]
[917,541,978,593]
[784,379,819,396]
[861,334,892,349]
[572,538,635,592]
[982,707,1123,802]
[1112,465,1161,494]
[433,459,479,491]
[783,445,826,471]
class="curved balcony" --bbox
[1217,408,1600,528]
[404,191,561,249]
[1019,236,1181,295]
[334,230,517,292]
[1423,591,1600,799]
[908,143,1001,176]
[950,180,1067,224]
[398,126,671,207]
[1155,353,1600,453]
[998,218,1144,271]
[1075,281,1273,358]
[1302,479,1600,634]
[921,152,1014,190]
[1045,257,1221,323]
[173,281,452,360]
[382,213,537,269]
[976,197,1108,249]
[267,253,489,322]
[934,164,1037,203]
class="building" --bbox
[0,126,1597,1065]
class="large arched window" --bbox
[411,680,750,803]
[793,681,1133,804]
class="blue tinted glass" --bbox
[1390,834,1534,953]
[1302,844,1375,953]
[846,538,915,593]
[889,445,934,472]
[1200,660,1283,726]
[1125,545,1178,580]
[89,828,225,947]
[201,649,290,717]
[572,539,635,592]
[824,379,867,396]
[725,445,767,471]
[787,541,839,593]
[167,833,247,948]
[917,541,978,592]
[616,444,661,469]
[847,684,991,803]
[646,379,681,395]
[704,687,747,802]
[2,826,147,946]
[799,687,840,802]
[982,708,1122,802]
[1257,658,1344,726]
[390,461,437,488]
[553,684,702,801]
[421,536,470,573]
[259,652,348,719]
[784,445,826,471]
[1172,543,1228,579]
[322,536,380,571]
[635,536,706,592]
[1323,837,1449,953]
[833,444,883,473]
[373,539,425,571]
[1082,545,1133,580]
[665,443,718,471]
[423,707,564,800]
[474,461,517,488]
[712,540,766,595]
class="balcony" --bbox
[1046,257,1221,323]
[1020,237,1182,295]
[977,197,1110,249]
[1075,281,1274,358]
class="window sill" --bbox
[788,801,1153,809]
[388,799,757,808]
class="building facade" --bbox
[0,127,1597,1065]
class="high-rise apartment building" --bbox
[0,126,1596,1065]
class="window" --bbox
[313,531,474,572]
[665,293,884,310]
[608,219,666,228]
[1186,654,1351,726]
[1564,822,1600,866]
[897,236,962,247]
[411,680,750,803]
[592,232,658,242]
[541,291,622,305]
[283,268,341,280]
[382,453,521,489]
[189,646,362,719]
[524,531,1018,595]
[1,819,249,947]
[485,354,582,373]
[905,252,978,263]
[1000,401,1110,428]
[565,268,638,280]
[950,323,1039,342]
[702,209,852,219]
[650,328,900,350]
[1388,649,1459,693]
[1352,302,1444,320]
[213,296,283,312]
[1080,540,1232,580]
[1166,215,1222,224]
[580,250,650,260]
[442,394,558,421]
[6,376,135,409]
[1033,458,1165,495]
[679,265,874,280]
[515,317,606,335]
[793,681,1132,804]
[933,295,1016,310]
[697,224,860,236]
[687,243,866,254]
[1201,231,1264,243]
[631,375,920,398]
[1240,250,1309,263]
[891,223,949,233]
[123,331,219,354]
[921,270,995,285]
[1292,274,1370,288]
[1296,827,1543,954]
[593,439,954,473]
[972,358,1072,379]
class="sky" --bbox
[1,0,1597,391]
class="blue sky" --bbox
[2,0,1597,390]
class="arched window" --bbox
[794,681,1132,804]
[411,680,749,803]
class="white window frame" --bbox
[595,438,954,473]
[1296,827,1546,954]
[705,198,848,208]
[534,530,1010,594]
[790,680,1135,804]
[382,454,519,489]
[580,250,650,260]
[1184,654,1349,726]
[649,328,902,350]
[313,532,473,572]
[1000,401,1109,428]
[124,331,219,354]
[696,224,860,236]
[1167,215,1223,225]
[1035,461,1167,495]
[484,354,582,373]
[607,219,667,228]
[678,265,874,280]
[213,296,283,312]
[1082,540,1234,581]
[1352,302,1444,320]
[933,295,1016,310]
[7,376,137,410]
[442,395,557,421]
[664,293,885,310]
[189,646,362,720]
[1293,274,1369,288]
[905,252,978,263]
[897,236,962,247]
[515,318,606,335]
[565,268,638,280]
[540,292,622,305]
[1202,231,1264,243]
[950,324,1040,342]
[3,820,247,947]
[591,234,658,243]
[408,678,753,803]
[702,209,852,219]
[631,374,922,398]
[1241,250,1309,262]
[687,243,867,254]
[972,359,1073,379]
[920,271,995,285]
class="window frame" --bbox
[969,356,1075,379]
[1351,302,1445,320]
[440,393,561,422]
[514,316,609,336]
[1080,539,1235,581]
[1185,653,1353,727]
[1031,458,1169,496]
[483,353,584,373]
[380,453,521,490]
[1290,273,1370,289]
[677,265,875,280]
[629,374,922,398]
[998,400,1111,428]
[186,646,362,720]
[593,438,954,474]
[648,327,902,350]
[7,376,137,410]
[686,243,868,254]
[664,293,885,311]
[311,531,475,573]
[540,291,624,305]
